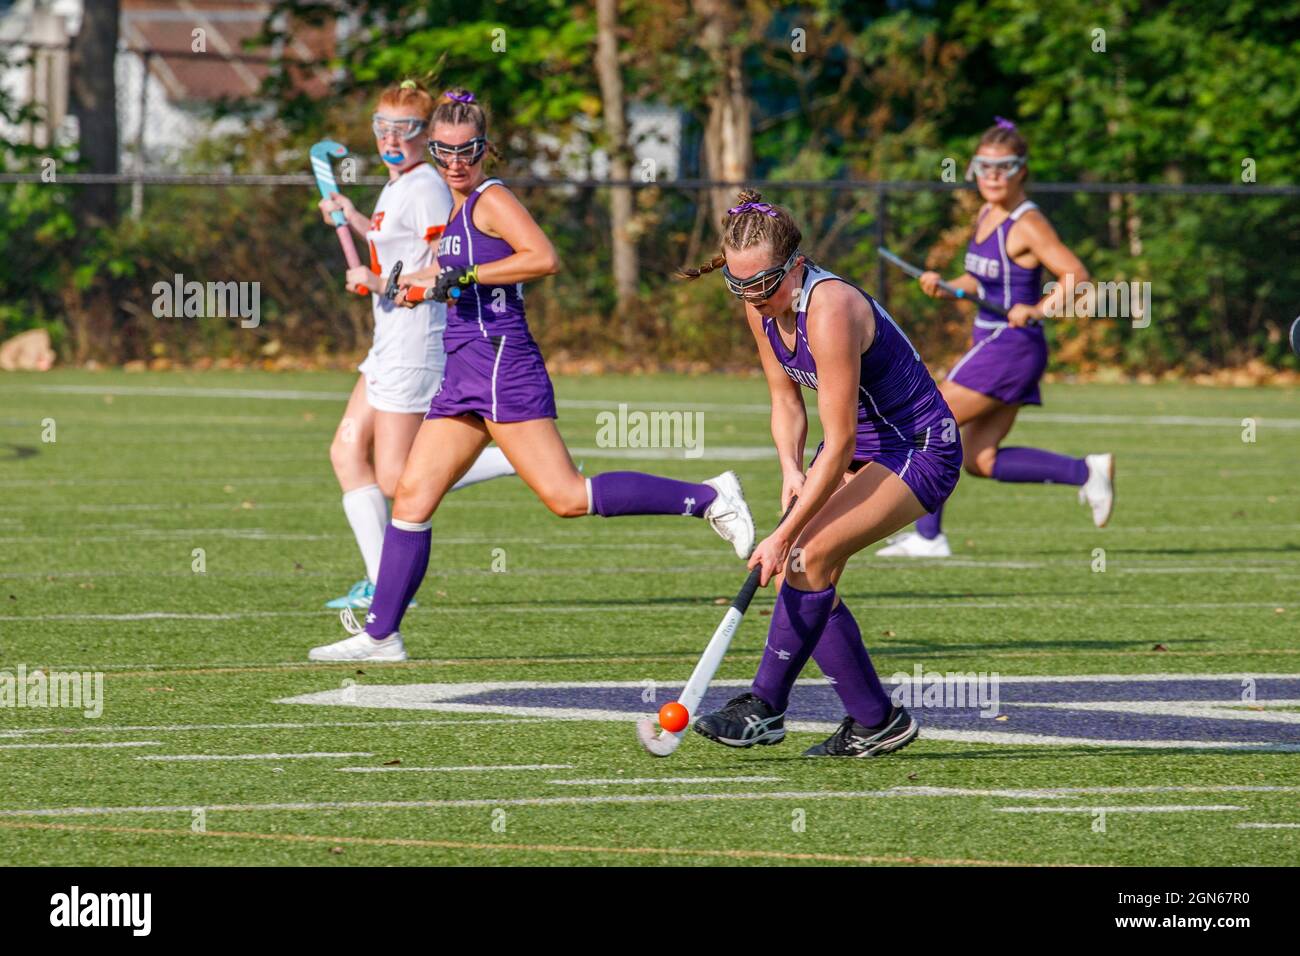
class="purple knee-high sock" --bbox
[992,447,1088,486]
[364,522,430,638]
[589,472,717,517]
[811,602,892,727]
[751,583,837,712]
[916,503,944,539]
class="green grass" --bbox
[0,369,1297,866]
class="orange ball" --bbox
[658,701,689,733]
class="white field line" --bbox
[281,674,1300,692]
[566,446,776,461]
[337,764,573,774]
[22,385,1300,430]
[0,741,161,751]
[0,790,1276,820]
[1024,700,1300,723]
[892,785,1300,799]
[0,497,1292,517]
[1237,823,1300,829]
[996,805,1246,814]
[135,751,373,762]
[275,680,1300,751]
[547,776,783,786]
[7,599,1294,626]
[0,717,554,740]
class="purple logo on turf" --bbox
[280,675,1300,750]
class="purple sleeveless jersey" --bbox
[763,265,960,512]
[948,200,1049,405]
[425,178,557,422]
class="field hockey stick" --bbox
[637,497,799,757]
[382,261,403,300]
[310,140,371,296]
[397,274,463,305]
[1290,315,1300,356]
[879,247,1040,324]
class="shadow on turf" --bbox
[739,744,1281,764]
[0,444,37,461]
[1110,544,1300,556]
[874,636,1215,654]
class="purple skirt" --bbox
[947,324,1048,406]
[425,332,557,423]
[811,429,962,515]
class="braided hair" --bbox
[677,189,803,280]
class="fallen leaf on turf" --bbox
[1153,643,1168,651]
[995,715,1009,721]
[760,609,771,616]
[79,582,94,589]
[240,500,254,509]
[355,669,365,676]
[713,598,728,605]
[882,630,895,637]
[907,773,918,780]
[293,562,304,571]
[223,485,235,493]
[383,759,401,766]
[330,847,344,855]
[1275,608,1285,614]
[436,590,447,597]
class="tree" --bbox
[595,0,639,333]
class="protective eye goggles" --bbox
[967,155,1025,181]
[428,138,487,168]
[372,115,428,142]
[721,249,800,301]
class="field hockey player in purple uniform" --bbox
[681,190,962,757]
[308,89,754,662]
[879,118,1114,558]
[317,80,516,611]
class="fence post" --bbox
[131,51,150,220]
[875,187,887,303]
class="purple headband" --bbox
[728,201,778,217]
[993,115,1016,131]
[445,90,476,104]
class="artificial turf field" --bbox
[0,369,1296,867]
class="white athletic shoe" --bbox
[308,631,407,662]
[875,531,951,558]
[703,471,756,559]
[1079,453,1115,528]
[308,609,408,662]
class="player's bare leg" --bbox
[310,415,490,662]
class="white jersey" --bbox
[364,162,452,370]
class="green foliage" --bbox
[2,0,1296,370]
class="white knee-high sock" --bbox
[342,483,388,583]
[451,446,516,490]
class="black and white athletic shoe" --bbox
[803,706,919,757]
[693,692,786,748]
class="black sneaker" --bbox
[693,692,786,748]
[803,706,919,757]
